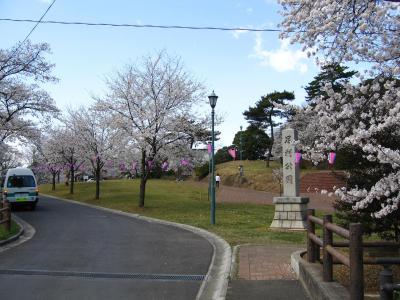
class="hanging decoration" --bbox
[228,148,237,160]
[295,151,302,164]
[180,159,189,166]
[161,161,169,171]
[147,159,154,170]
[328,152,336,165]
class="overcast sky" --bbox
[0,0,319,147]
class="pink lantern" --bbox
[147,160,154,169]
[328,152,336,165]
[295,152,302,164]
[181,159,189,166]
[161,161,169,171]
[207,143,212,155]
[228,148,237,159]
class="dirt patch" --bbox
[334,264,400,293]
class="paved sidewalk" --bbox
[227,244,309,300]
[237,244,302,280]
[195,182,326,299]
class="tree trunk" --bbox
[139,149,147,207]
[69,164,74,194]
[266,118,274,168]
[394,224,400,243]
[57,171,60,183]
[95,160,101,200]
[52,173,56,191]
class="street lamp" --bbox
[208,90,218,225]
[240,125,243,160]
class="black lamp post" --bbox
[240,125,243,160]
[208,91,218,225]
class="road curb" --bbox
[42,194,232,300]
[0,214,35,252]
[0,214,24,247]
[229,245,240,280]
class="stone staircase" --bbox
[300,171,347,193]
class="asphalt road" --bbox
[0,196,213,300]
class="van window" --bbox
[7,175,36,188]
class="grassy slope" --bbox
[40,179,306,245]
[214,160,316,193]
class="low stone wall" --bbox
[291,250,350,300]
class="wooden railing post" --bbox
[307,209,316,262]
[349,223,363,300]
[323,215,333,282]
[0,204,3,225]
[4,201,11,232]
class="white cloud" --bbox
[38,0,52,3]
[252,33,309,73]
[246,7,253,14]
[231,29,249,39]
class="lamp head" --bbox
[208,90,218,108]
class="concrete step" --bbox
[300,171,346,193]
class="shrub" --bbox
[195,162,210,179]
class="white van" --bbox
[2,168,39,210]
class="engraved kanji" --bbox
[284,149,293,157]
[284,162,293,170]
[285,175,293,184]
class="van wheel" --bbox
[30,203,36,211]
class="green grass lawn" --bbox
[40,179,307,245]
[0,220,20,241]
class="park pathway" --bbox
[215,183,313,299]
[214,183,335,212]
[226,244,309,300]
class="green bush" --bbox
[394,290,400,300]
[195,162,210,179]
[215,146,233,164]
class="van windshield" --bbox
[7,175,36,188]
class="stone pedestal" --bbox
[270,197,309,230]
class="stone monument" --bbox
[270,128,309,230]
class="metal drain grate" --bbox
[0,269,205,281]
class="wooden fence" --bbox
[307,209,400,300]
[0,201,11,231]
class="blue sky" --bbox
[0,0,319,147]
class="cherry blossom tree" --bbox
[66,107,122,199]
[279,0,400,239]
[96,51,205,207]
[49,127,84,195]
[279,0,399,76]
[31,131,65,191]
[0,41,59,143]
[0,143,21,175]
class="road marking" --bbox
[0,269,205,281]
